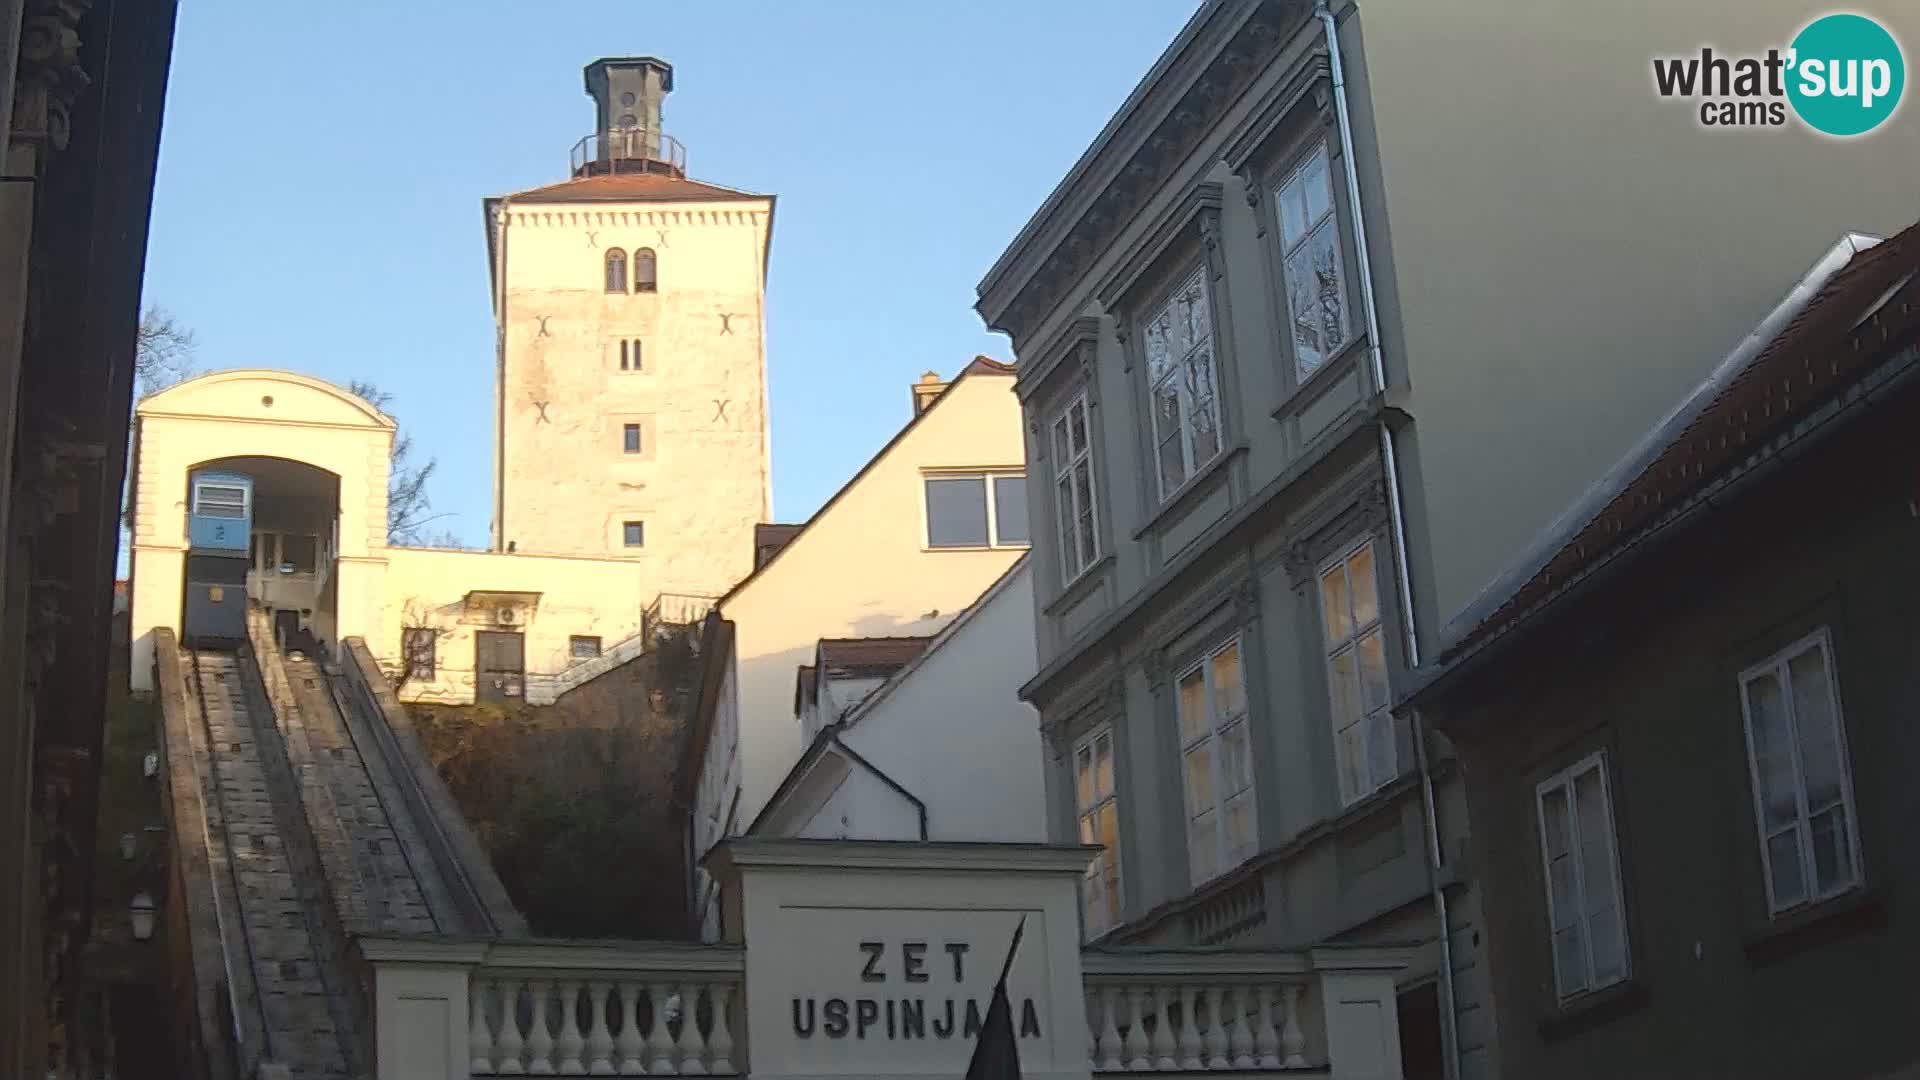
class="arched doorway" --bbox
[184,455,342,655]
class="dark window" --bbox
[570,635,603,659]
[620,338,643,371]
[196,483,247,518]
[634,248,657,292]
[993,475,1029,545]
[281,534,319,573]
[605,248,628,293]
[402,628,436,681]
[623,423,642,454]
[926,473,1030,549]
[623,520,645,548]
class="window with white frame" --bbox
[1737,629,1862,915]
[1051,391,1100,582]
[1142,267,1224,500]
[1175,638,1257,885]
[925,471,1029,549]
[1274,142,1351,378]
[1320,539,1394,805]
[1073,726,1122,936]
[1535,752,1629,1001]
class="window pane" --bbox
[1183,745,1214,818]
[1347,544,1379,628]
[1153,379,1187,494]
[1309,218,1349,355]
[1224,793,1256,864]
[1365,710,1395,791]
[1277,176,1310,248]
[925,477,989,547]
[605,249,627,292]
[1056,476,1080,576]
[623,521,645,547]
[1074,746,1093,809]
[1178,273,1211,351]
[1356,629,1389,714]
[1073,463,1097,566]
[1327,647,1360,728]
[1809,805,1854,895]
[1574,768,1615,924]
[992,475,1030,545]
[1097,802,1119,855]
[1178,668,1208,743]
[623,423,641,453]
[1052,415,1071,468]
[1068,399,1089,456]
[1219,720,1252,795]
[1766,826,1807,907]
[1211,642,1244,718]
[1286,241,1328,374]
[1145,308,1175,382]
[1552,924,1586,996]
[1302,147,1334,227]
[1337,723,1367,805]
[1743,671,1797,832]
[1188,810,1218,883]
[1093,733,1113,799]
[1185,349,1221,466]
[1787,646,1844,812]
[1320,564,1353,643]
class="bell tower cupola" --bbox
[575,57,684,178]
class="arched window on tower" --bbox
[604,248,628,293]
[634,248,658,293]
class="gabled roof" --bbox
[745,722,928,841]
[493,170,766,205]
[818,636,934,679]
[1405,220,1920,704]
[754,523,804,570]
[712,356,1015,607]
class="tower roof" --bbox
[495,170,766,205]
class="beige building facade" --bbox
[486,56,773,601]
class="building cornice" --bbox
[706,838,1099,879]
[975,0,1303,347]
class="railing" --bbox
[1082,951,1313,1073]
[643,592,719,643]
[570,128,688,177]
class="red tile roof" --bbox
[501,170,765,205]
[818,636,934,679]
[753,523,804,570]
[1442,221,1920,661]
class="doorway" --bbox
[475,630,525,703]
[1397,980,1445,1080]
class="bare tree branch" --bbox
[349,378,447,546]
[134,308,196,396]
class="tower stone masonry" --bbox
[487,56,774,600]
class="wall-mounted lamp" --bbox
[143,751,159,778]
[129,891,156,942]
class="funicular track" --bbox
[184,646,360,1079]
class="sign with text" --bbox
[759,906,1051,1075]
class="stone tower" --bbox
[485,57,774,599]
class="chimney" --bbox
[911,371,948,416]
[581,57,677,174]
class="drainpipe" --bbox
[492,199,511,553]
[1316,4,1462,1078]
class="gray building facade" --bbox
[973,3,1920,1080]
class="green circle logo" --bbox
[1787,13,1906,136]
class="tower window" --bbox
[605,248,628,293]
[623,521,646,548]
[635,248,657,293]
[619,339,643,371]
[623,423,642,454]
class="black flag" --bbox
[964,916,1026,1080]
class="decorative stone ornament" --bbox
[11,0,93,157]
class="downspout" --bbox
[1316,5,1462,1079]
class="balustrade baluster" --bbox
[708,982,736,1074]
[1278,985,1308,1067]
[1150,985,1176,1070]
[557,979,587,1074]
[1096,987,1123,1072]
[647,985,676,1074]
[1204,987,1230,1068]
[677,983,709,1076]
[586,981,616,1075]
[528,980,557,1075]
[1123,986,1150,1071]
[615,982,646,1076]
[1251,985,1279,1069]
[498,979,528,1075]
[1228,987,1255,1068]
[471,981,497,1074]
[1176,985,1203,1070]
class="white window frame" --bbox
[1736,628,1864,916]
[1319,538,1395,805]
[922,470,1030,550]
[1072,725,1123,938]
[1533,751,1630,1002]
[1141,266,1226,502]
[1173,637,1258,886]
[1050,390,1101,585]
[1273,141,1353,380]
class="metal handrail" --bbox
[570,128,687,175]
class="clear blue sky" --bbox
[141,1,1200,546]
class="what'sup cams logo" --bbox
[1653,12,1905,136]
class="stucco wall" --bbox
[715,372,1028,834]
[377,545,649,705]
[835,561,1046,843]
[1343,0,1920,630]
[495,196,772,599]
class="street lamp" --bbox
[129,891,156,942]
